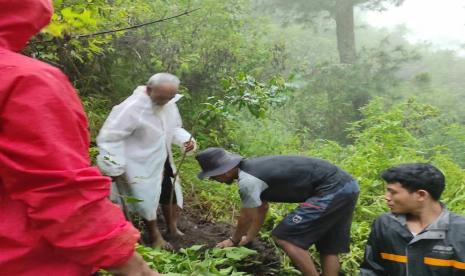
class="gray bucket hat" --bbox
[195,147,243,179]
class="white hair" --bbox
[147,73,180,88]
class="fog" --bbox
[361,0,465,55]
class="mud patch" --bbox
[154,207,282,275]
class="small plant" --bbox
[137,244,257,275]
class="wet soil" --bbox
[141,204,282,275]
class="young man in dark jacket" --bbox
[360,163,465,275]
[196,147,359,276]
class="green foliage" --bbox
[282,45,418,142]
[100,244,257,275]
[221,74,291,118]
[228,114,303,157]
[81,95,111,142]
[424,123,465,167]
[34,0,154,61]
[29,0,287,105]
[190,73,293,148]
[137,244,256,275]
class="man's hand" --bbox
[183,140,195,153]
[106,252,160,276]
[216,238,236,248]
[216,236,251,248]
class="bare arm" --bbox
[242,202,269,245]
[217,202,269,248]
[217,207,256,248]
[232,207,257,242]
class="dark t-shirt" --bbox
[238,156,353,205]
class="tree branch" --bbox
[30,8,201,45]
[76,8,201,39]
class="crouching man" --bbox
[195,147,359,276]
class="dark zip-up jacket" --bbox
[360,207,465,275]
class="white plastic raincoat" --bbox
[96,85,193,220]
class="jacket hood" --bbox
[0,0,53,52]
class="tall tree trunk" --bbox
[335,0,356,64]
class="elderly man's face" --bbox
[147,83,177,106]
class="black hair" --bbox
[381,163,445,200]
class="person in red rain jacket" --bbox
[0,1,158,275]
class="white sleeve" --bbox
[96,103,140,176]
[238,172,268,208]
[171,104,196,151]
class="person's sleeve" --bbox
[171,104,197,151]
[96,101,140,176]
[0,71,140,268]
[359,218,387,276]
[238,177,268,209]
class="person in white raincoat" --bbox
[96,73,196,249]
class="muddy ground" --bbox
[137,204,282,275]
